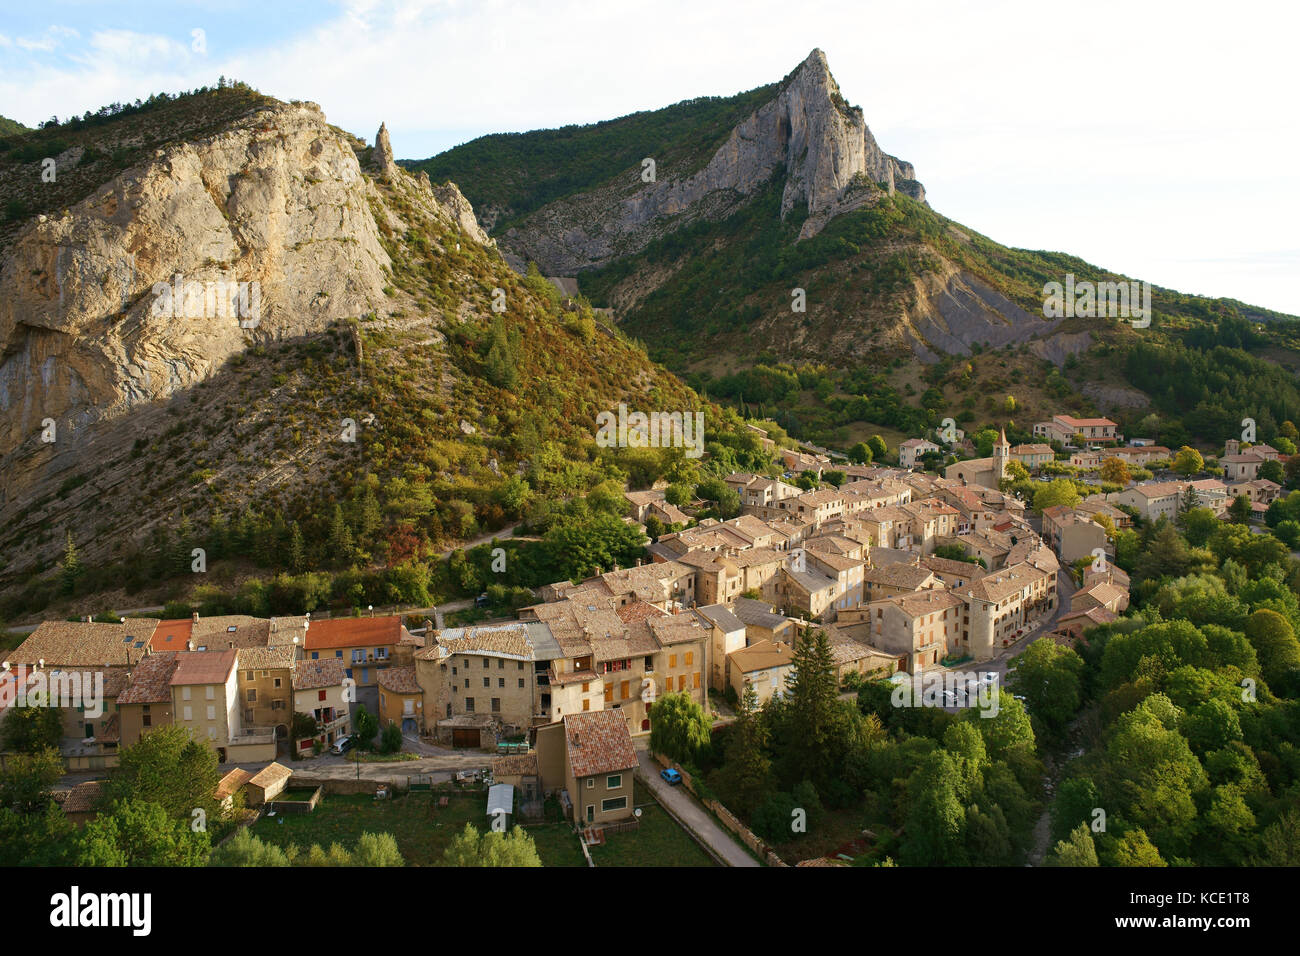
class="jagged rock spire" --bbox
[372,122,398,179]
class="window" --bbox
[335,651,343,659]
[183,706,192,721]
[678,674,686,691]
[491,698,501,713]
[517,661,524,670]
[272,700,285,710]
[693,672,700,690]
[245,670,254,681]
[273,677,282,688]
[606,774,622,790]
[465,678,470,688]
[684,652,693,666]
[246,689,257,702]
[483,658,489,669]
[142,714,151,727]
[498,678,505,688]
[582,682,590,693]
[601,796,627,812]
[586,778,594,790]
[620,680,630,700]
[465,698,475,712]
[243,709,253,723]
[311,652,319,660]
[452,666,457,675]
[207,706,216,721]
[669,654,677,668]
[318,690,327,702]
[375,648,388,660]
[582,699,590,711]
[182,687,191,701]
[498,659,504,669]
[518,678,525,689]
[483,677,490,688]
[604,686,613,703]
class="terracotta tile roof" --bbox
[647,614,706,647]
[236,645,297,671]
[216,768,252,800]
[863,564,937,589]
[548,668,598,687]
[56,779,105,814]
[117,652,180,704]
[170,649,237,686]
[377,665,420,694]
[303,615,403,651]
[248,762,292,789]
[729,639,795,673]
[11,619,160,668]
[616,601,667,625]
[292,657,347,691]
[491,753,539,777]
[418,622,535,661]
[563,711,637,778]
[268,617,309,646]
[149,619,194,652]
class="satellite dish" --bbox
[634,808,642,819]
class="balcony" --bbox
[230,726,276,746]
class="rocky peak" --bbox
[492,49,924,273]
[372,122,399,179]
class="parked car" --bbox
[330,735,352,754]
[474,592,490,608]
[660,768,683,786]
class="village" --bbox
[19,407,1269,864]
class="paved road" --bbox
[635,750,759,867]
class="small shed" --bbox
[246,762,292,806]
[486,783,515,829]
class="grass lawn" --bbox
[250,790,585,867]
[587,781,717,867]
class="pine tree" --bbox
[328,504,355,568]
[781,629,840,787]
[288,521,307,573]
[59,531,82,595]
[715,682,771,816]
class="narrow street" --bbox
[635,750,759,867]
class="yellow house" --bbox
[377,665,423,733]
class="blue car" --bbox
[660,768,682,785]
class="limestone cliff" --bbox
[0,106,495,464]
[496,49,924,275]
[0,101,396,459]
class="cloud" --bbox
[0,0,1295,313]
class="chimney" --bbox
[186,640,194,652]
[192,612,199,624]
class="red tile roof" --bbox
[563,710,637,778]
[303,616,403,651]
[170,649,237,686]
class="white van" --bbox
[330,735,352,755]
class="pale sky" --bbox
[3,0,1297,314]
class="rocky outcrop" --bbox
[0,102,394,459]
[372,122,399,179]
[431,182,492,245]
[498,49,923,274]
